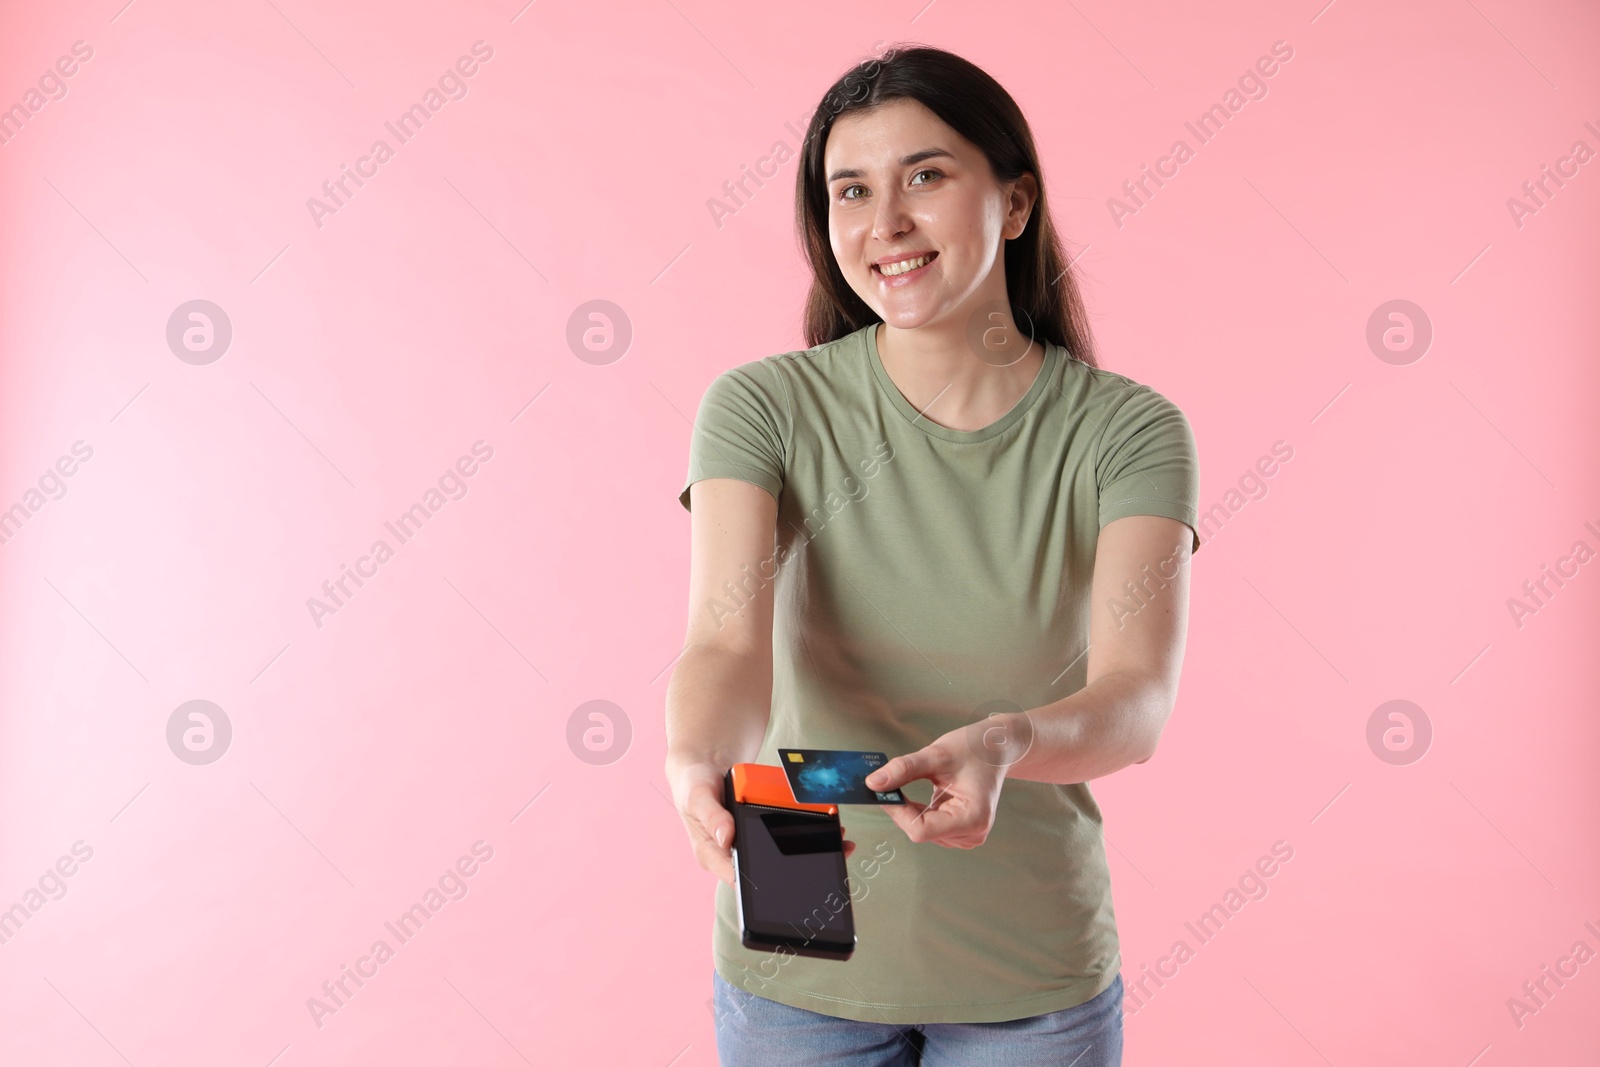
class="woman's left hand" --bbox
[863,725,1013,849]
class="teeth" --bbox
[878,254,932,276]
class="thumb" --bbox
[689,783,733,851]
[866,749,924,792]
[709,808,734,851]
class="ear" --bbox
[1006,172,1039,239]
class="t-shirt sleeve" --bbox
[1095,385,1202,553]
[678,361,788,511]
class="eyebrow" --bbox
[827,147,956,184]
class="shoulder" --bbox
[1061,358,1191,434]
[706,329,869,412]
[705,329,854,386]
[1054,359,1196,478]
[692,335,839,437]
[762,329,866,384]
[696,352,791,418]
[1061,356,1186,413]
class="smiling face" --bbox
[823,97,1035,334]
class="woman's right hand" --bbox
[666,758,854,888]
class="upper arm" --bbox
[1095,385,1201,555]
[1086,384,1201,756]
[678,361,789,656]
[681,363,787,659]
[1085,514,1193,703]
[684,478,779,658]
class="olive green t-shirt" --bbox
[678,322,1201,1025]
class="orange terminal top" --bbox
[731,763,838,816]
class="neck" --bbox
[876,320,1045,432]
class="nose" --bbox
[870,187,912,243]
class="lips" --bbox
[873,251,938,275]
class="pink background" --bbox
[2,0,1598,1063]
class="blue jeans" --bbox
[712,969,1124,1066]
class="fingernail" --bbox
[715,828,725,848]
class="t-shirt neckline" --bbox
[865,321,1058,443]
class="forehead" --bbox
[823,98,964,172]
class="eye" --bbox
[835,169,942,203]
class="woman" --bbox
[665,44,1201,1066]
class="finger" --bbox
[700,839,736,886]
[687,782,735,851]
[882,795,977,845]
[683,810,734,879]
[904,803,974,844]
[865,750,925,793]
[880,798,929,841]
[683,784,736,886]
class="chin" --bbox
[880,308,944,330]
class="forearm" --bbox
[663,643,773,776]
[999,670,1172,785]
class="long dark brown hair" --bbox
[794,44,1099,369]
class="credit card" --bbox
[777,749,905,804]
